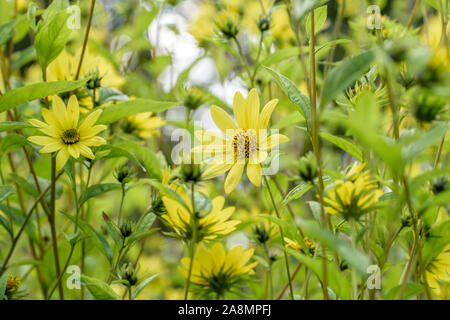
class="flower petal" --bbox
[233,91,246,129]
[258,99,278,129]
[67,95,80,128]
[210,105,237,134]
[51,95,70,129]
[247,163,262,187]
[244,88,259,129]
[78,109,103,136]
[224,163,244,194]
[56,148,69,171]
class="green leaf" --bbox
[305,5,328,37]
[95,99,179,125]
[81,275,121,300]
[11,46,36,73]
[0,185,15,202]
[0,80,86,112]
[132,274,159,299]
[315,39,351,55]
[63,212,113,264]
[141,179,189,212]
[95,144,145,172]
[288,249,351,299]
[320,50,375,108]
[34,10,71,71]
[80,183,122,206]
[258,47,304,70]
[319,132,363,161]
[118,139,162,180]
[383,283,424,300]
[0,20,15,46]
[264,66,311,133]
[0,121,34,132]
[282,182,312,206]
[27,2,39,32]
[293,0,329,21]
[296,218,371,278]
[0,133,27,154]
[403,124,449,162]
[0,274,9,300]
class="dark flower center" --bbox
[62,128,80,145]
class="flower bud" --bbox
[119,262,138,287]
[120,222,133,238]
[297,152,317,182]
[431,176,447,195]
[258,18,270,32]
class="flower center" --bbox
[61,128,80,145]
[233,129,257,160]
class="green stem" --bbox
[263,175,294,300]
[118,184,126,225]
[263,242,273,299]
[184,183,198,300]
[0,180,56,276]
[47,244,76,300]
[50,156,64,299]
[74,0,96,80]
[233,36,254,87]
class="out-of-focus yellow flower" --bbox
[284,237,315,252]
[161,186,239,241]
[179,242,257,297]
[27,95,106,170]
[422,16,450,70]
[324,163,383,220]
[6,274,21,292]
[194,88,289,194]
[424,245,450,297]
[123,112,166,139]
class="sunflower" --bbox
[324,163,383,220]
[194,88,289,194]
[161,185,239,241]
[179,242,257,297]
[122,112,166,139]
[27,95,107,171]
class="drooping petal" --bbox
[224,163,244,194]
[67,145,80,158]
[202,162,233,179]
[77,144,95,159]
[258,99,278,129]
[210,105,237,134]
[247,163,262,187]
[67,95,80,128]
[55,148,69,171]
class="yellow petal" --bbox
[210,105,237,134]
[28,135,57,146]
[40,142,63,153]
[233,91,246,128]
[258,99,278,129]
[202,162,233,179]
[224,163,244,194]
[260,134,290,150]
[51,95,70,129]
[78,144,95,159]
[244,88,259,129]
[56,148,69,171]
[67,95,80,128]
[68,145,80,158]
[247,163,262,187]
[78,109,102,135]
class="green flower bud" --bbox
[119,262,138,287]
[258,18,270,32]
[120,222,133,238]
[413,93,444,124]
[297,152,317,182]
[114,164,133,184]
[431,176,447,195]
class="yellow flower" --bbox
[123,112,166,139]
[6,274,21,292]
[324,163,383,220]
[194,88,289,194]
[161,185,239,241]
[284,237,315,253]
[27,96,107,171]
[179,242,258,296]
[424,245,450,296]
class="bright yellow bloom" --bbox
[424,245,450,296]
[161,185,239,241]
[123,112,166,139]
[179,242,257,296]
[285,237,315,253]
[27,96,107,171]
[324,163,383,220]
[6,274,21,292]
[194,88,289,194]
